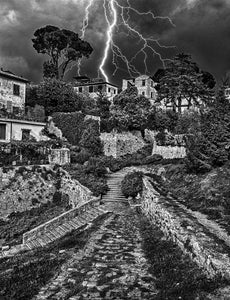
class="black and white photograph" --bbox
[0,0,230,299]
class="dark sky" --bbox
[0,0,230,87]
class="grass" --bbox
[0,199,71,247]
[0,213,111,300]
[138,213,228,299]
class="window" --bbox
[89,86,93,93]
[108,87,111,93]
[79,87,83,93]
[97,85,103,91]
[151,92,154,98]
[0,124,6,140]
[13,106,20,115]
[22,129,31,141]
[142,92,145,96]
[13,84,20,96]
[142,80,146,86]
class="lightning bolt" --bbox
[77,0,95,75]
[73,0,175,82]
[99,0,175,82]
[99,0,117,82]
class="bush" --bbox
[121,171,143,198]
[66,164,109,197]
[70,149,91,164]
[85,157,107,177]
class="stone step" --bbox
[62,223,74,231]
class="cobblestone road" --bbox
[34,205,158,300]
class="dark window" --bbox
[142,91,145,96]
[108,87,111,93]
[13,84,20,96]
[79,87,83,93]
[142,80,146,86]
[22,129,31,141]
[0,124,6,140]
[13,106,20,115]
[97,85,103,91]
[89,86,93,93]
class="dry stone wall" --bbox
[49,148,70,165]
[0,166,92,219]
[101,132,146,158]
[152,144,186,159]
[141,177,230,280]
[23,197,100,244]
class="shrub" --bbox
[70,149,91,164]
[121,171,143,198]
[85,157,107,177]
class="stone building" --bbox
[0,118,46,142]
[122,75,157,102]
[0,69,29,113]
[73,76,118,101]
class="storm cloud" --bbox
[0,0,229,86]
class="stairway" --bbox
[24,169,130,250]
[101,170,129,204]
[24,206,107,250]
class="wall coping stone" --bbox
[23,196,100,244]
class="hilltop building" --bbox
[0,69,29,114]
[0,69,46,143]
[122,75,157,102]
[73,76,119,101]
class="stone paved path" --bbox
[33,170,158,300]
[34,209,157,300]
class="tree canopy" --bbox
[110,86,153,132]
[32,25,93,80]
[185,88,230,173]
[155,53,215,113]
[35,79,84,115]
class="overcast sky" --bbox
[0,0,230,87]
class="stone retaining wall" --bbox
[49,148,70,165]
[141,177,230,280]
[152,144,186,159]
[23,197,100,244]
[0,165,92,219]
[101,132,146,158]
[60,170,92,208]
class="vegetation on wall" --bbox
[0,140,63,167]
[52,111,86,145]
[80,120,103,156]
